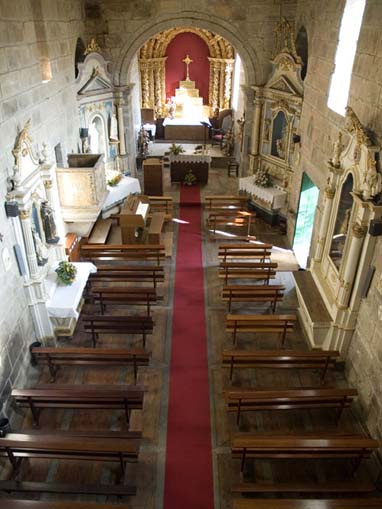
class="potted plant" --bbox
[107,174,122,187]
[169,143,185,155]
[254,167,272,187]
[184,169,197,186]
[55,261,77,285]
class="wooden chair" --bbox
[231,433,379,473]
[225,387,358,425]
[222,284,285,312]
[222,349,340,382]
[81,315,154,347]
[225,314,296,345]
[87,286,161,316]
[12,384,146,427]
[219,262,277,285]
[30,346,150,383]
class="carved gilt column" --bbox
[223,60,234,109]
[19,208,39,277]
[154,61,162,112]
[219,60,225,109]
[208,58,220,112]
[336,222,367,308]
[139,61,150,108]
[160,58,167,106]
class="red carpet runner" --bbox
[164,185,214,508]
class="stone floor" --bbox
[0,161,378,508]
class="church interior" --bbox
[1,1,382,508]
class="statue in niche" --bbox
[271,111,288,159]
[331,131,344,168]
[362,154,382,201]
[31,225,48,266]
[110,109,119,142]
[40,201,59,244]
[276,124,288,159]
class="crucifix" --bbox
[182,54,193,80]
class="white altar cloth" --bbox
[163,117,210,126]
[239,176,287,210]
[169,150,212,164]
[102,176,141,212]
[46,262,97,319]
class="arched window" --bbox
[295,26,308,81]
[327,0,366,116]
[74,37,86,78]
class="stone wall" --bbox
[291,0,382,439]
[0,0,85,407]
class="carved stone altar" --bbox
[295,108,382,353]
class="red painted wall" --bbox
[165,32,210,104]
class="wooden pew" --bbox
[0,501,132,509]
[206,211,254,238]
[148,212,165,243]
[87,286,161,316]
[142,195,173,221]
[81,315,154,347]
[232,498,382,509]
[218,243,273,262]
[30,346,150,383]
[222,349,340,382]
[231,433,379,473]
[12,384,146,427]
[219,262,277,285]
[204,195,248,211]
[0,432,139,476]
[0,480,135,496]
[222,284,285,312]
[226,314,296,345]
[231,480,376,495]
[88,264,165,288]
[81,244,166,265]
[225,387,358,425]
[87,218,112,244]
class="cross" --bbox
[182,54,193,80]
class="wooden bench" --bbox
[30,346,150,383]
[222,285,285,312]
[88,218,112,244]
[225,387,358,425]
[218,243,273,262]
[0,479,136,496]
[81,243,166,265]
[207,211,254,238]
[88,286,161,316]
[232,498,382,509]
[0,501,132,509]
[222,349,340,382]
[12,384,146,427]
[226,314,296,345]
[231,480,375,495]
[231,433,379,473]
[88,264,165,288]
[148,212,165,244]
[141,195,173,221]
[81,315,154,347]
[0,432,139,477]
[219,262,277,285]
[204,195,248,211]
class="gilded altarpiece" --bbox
[249,18,303,216]
[298,108,382,353]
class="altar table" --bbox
[169,151,211,184]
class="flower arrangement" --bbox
[169,143,185,155]
[55,261,77,285]
[184,169,197,186]
[107,174,122,187]
[254,167,272,188]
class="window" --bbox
[327,0,366,116]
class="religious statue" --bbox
[110,109,119,142]
[331,131,344,168]
[137,126,149,157]
[31,225,48,266]
[276,125,287,159]
[362,154,382,200]
[40,200,59,244]
[222,128,234,157]
[166,98,176,119]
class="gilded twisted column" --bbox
[219,60,225,109]
[139,61,150,108]
[223,60,234,109]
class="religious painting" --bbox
[271,110,288,159]
[329,173,354,270]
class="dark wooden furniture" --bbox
[12,384,146,427]
[82,315,154,347]
[0,432,139,476]
[222,284,285,312]
[219,262,277,285]
[204,195,248,212]
[88,218,112,244]
[222,349,340,382]
[81,244,166,265]
[140,195,173,221]
[64,233,80,262]
[89,264,165,288]
[225,387,358,425]
[148,212,165,244]
[0,480,135,496]
[0,501,132,509]
[231,433,379,473]
[30,346,150,383]
[228,159,239,177]
[231,481,375,495]
[170,161,209,184]
[88,286,160,316]
[226,314,296,345]
[218,243,273,261]
[206,211,254,238]
[143,158,163,195]
[232,499,382,509]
